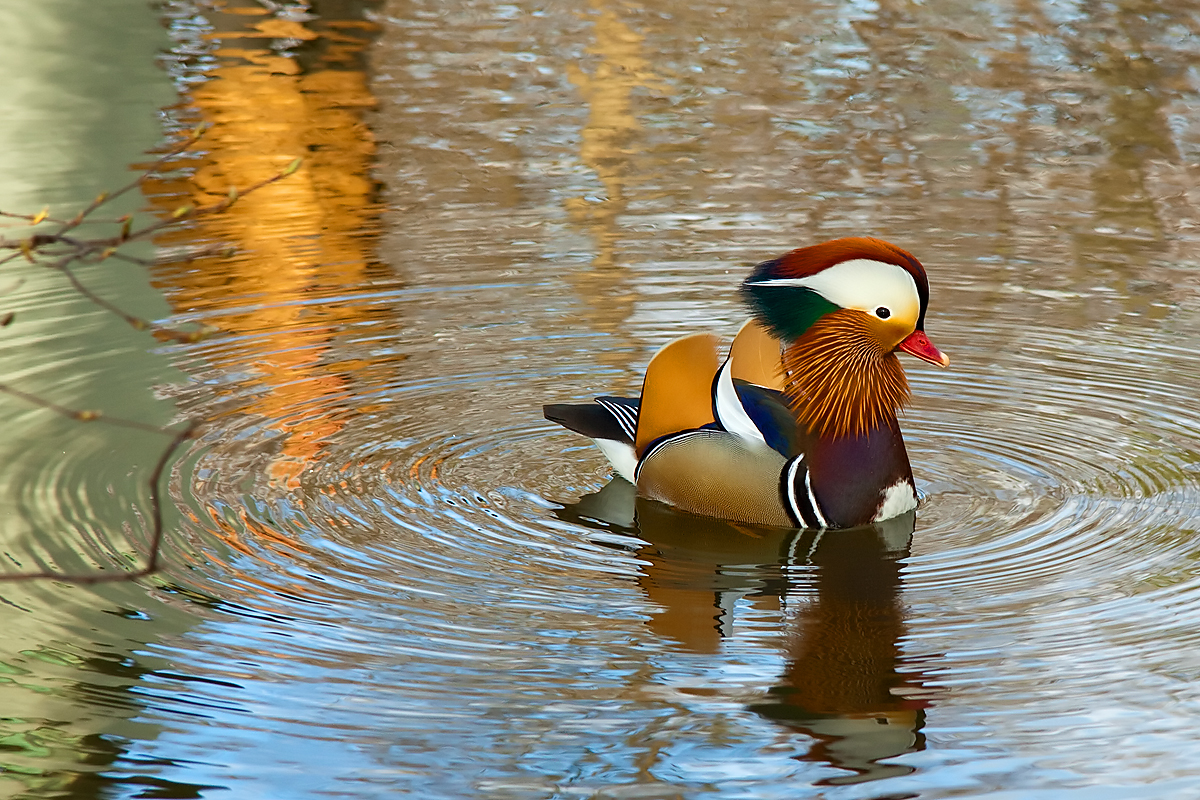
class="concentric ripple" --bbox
[137,259,1200,793]
[8,0,1200,794]
[129,251,1190,777]
[907,323,1200,601]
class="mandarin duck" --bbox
[544,237,948,529]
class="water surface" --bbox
[1,0,1200,797]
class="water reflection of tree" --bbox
[640,0,1200,315]
[564,0,665,377]
[147,0,389,494]
[1061,2,1181,262]
[558,479,935,786]
[0,640,224,799]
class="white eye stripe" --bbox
[747,258,920,323]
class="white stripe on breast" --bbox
[785,455,806,524]
[804,468,829,528]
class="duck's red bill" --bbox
[898,330,949,367]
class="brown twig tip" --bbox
[0,209,65,226]
[152,325,216,344]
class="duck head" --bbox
[740,237,948,438]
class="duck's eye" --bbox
[876,306,891,319]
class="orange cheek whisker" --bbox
[782,310,910,439]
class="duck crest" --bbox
[741,237,932,345]
[782,310,910,439]
[774,237,928,307]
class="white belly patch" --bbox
[874,479,918,522]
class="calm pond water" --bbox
[1,0,1200,797]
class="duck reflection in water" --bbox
[557,478,935,786]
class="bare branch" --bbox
[0,382,170,433]
[0,128,301,583]
[0,420,200,584]
[0,128,301,344]
[47,253,154,331]
[50,123,208,239]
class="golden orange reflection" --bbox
[565,1,662,268]
[147,1,385,497]
[564,0,666,368]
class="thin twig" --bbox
[0,131,300,343]
[46,254,152,331]
[139,420,202,577]
[0,127,301,583]
[0,383,174,433]
[0,210,68,226]
[105,251,156,267]
[0,421,200,584]
[50,125,208,239]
